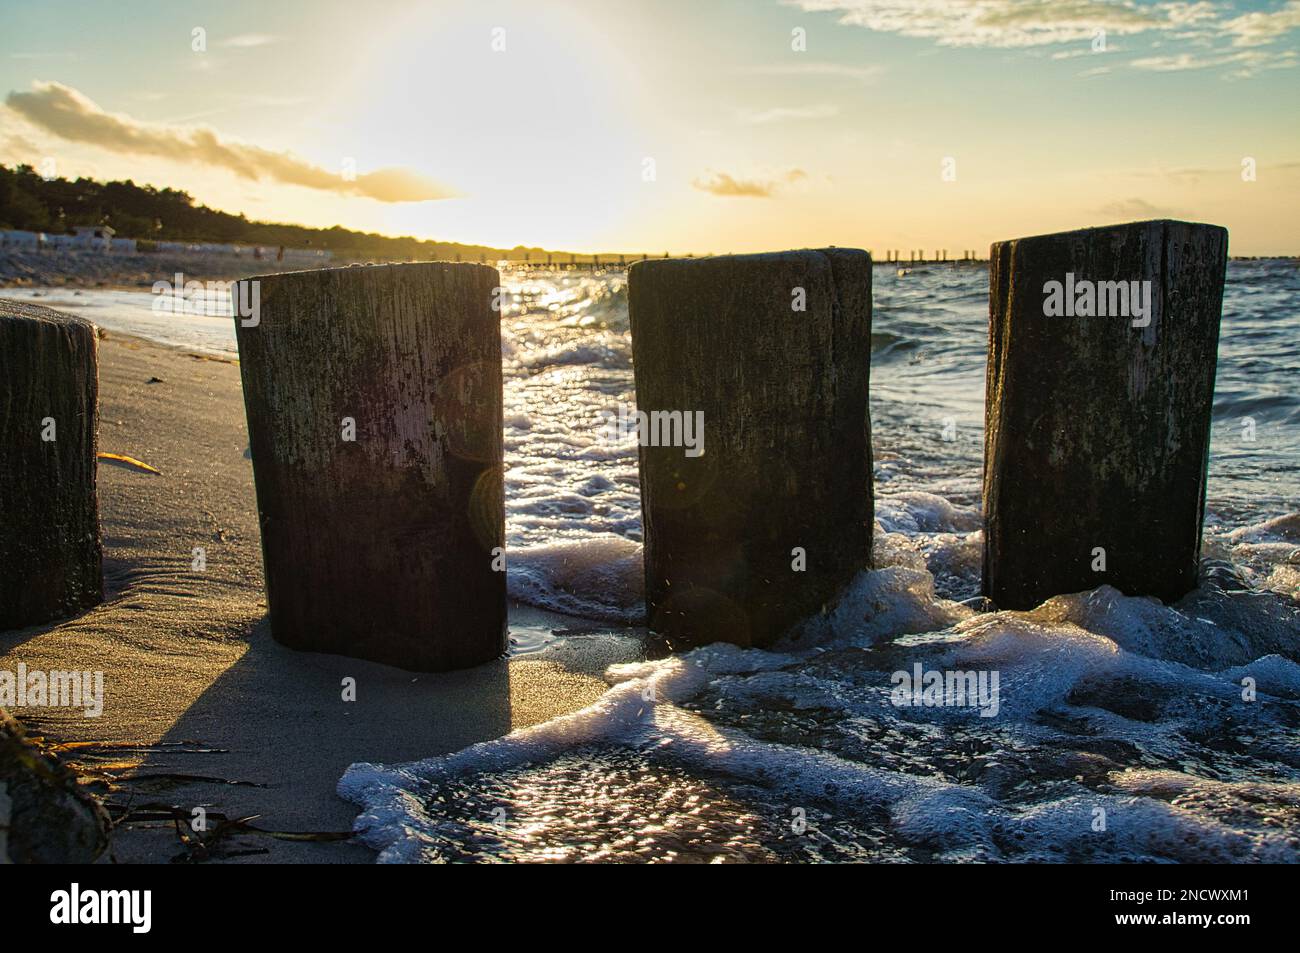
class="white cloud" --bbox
[737,103,840,123]
[221,34,276,48]
[1130,46,1299,76]
[1221,0,1300,47]
[745,61,887,83]
[780,0,1300,76]
[780,0,1182,48]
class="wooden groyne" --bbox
[628,249,874,648]
[233,262,507,671]
[0,300,103,629]
[0,215,1231,659]
[982,219,1228,609]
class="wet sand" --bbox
[0,331,641,863]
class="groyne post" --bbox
[983,219,1228,608]
[0,301,103,629]
[234,263,506,671]
[628,249,874,648]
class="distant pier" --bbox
[450,250,990,270]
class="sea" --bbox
[4,258,1297,863]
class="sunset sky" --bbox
[2,0,1298,254]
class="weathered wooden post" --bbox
[234,263,506,671]
[0,301,102,629]
[628,249,874,648]
[983,219,1228,609]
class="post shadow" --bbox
[141,614,513,860]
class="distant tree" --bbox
[0,164,599,261]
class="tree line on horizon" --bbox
[0,164,579,261]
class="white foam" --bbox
[341,554,1300,862]
[506,537,643,623]
[875,491,982,535]
[802,566,973,647]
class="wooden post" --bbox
[0,301,102,629]
[234,263,506,671]
[983,219,1228,609]
[628,249,874,648]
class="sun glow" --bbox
[332,3,655,252]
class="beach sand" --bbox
[0,331,642,863]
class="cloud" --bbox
[1135,161,1300,184]
[1129,47,1299,76]
[693,168,807,197]
[781,0,1177,48]
[1051,44,1122,59]
[1,132,42,159]
[781,0,1300,75]
[221,34,276,48]
[745,61,887,83]
[1222,0,1300,47]
[738,103,840,123]
[3,81,455,202]
[1097,197,1178,219]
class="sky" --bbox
[1,0,1298,255]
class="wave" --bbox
[341,500,1300,863]
[340,555,1300,862]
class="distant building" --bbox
[0,226,330,261]
[37,225,116,252]
[0,229,44,249]
[71,225,115,251]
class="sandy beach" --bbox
[0,329,642,863]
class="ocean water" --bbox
[7,260,1298,863]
